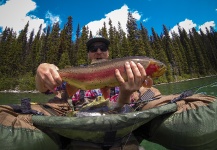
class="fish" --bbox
[58,56,166,98]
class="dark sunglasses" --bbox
[88,45,108,52]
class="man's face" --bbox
[88,42,109,61]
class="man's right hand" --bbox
[35,63,62,94]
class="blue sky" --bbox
[0,0,216,39]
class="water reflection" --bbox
[154,76,217,96]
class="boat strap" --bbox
[169,90,194,103]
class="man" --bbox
[35,35,149,149]
[35,36,148,109]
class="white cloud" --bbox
[0,0,59,38]
[45,11,61,25]
[199,21,215,33]
[143,17,150,22]
[169,19,197,35]
[86,4,141,36]
[132,10,141,20]
[169,19,216,36]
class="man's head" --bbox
[86,36,110,61]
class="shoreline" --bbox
[154,75,217,86]
[1,75,216,93]
[0,89,40,94]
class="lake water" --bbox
[155,75,217,96]
[0,76,216,150]
[0,76,216,105]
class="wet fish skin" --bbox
[58,56,166,91]
[59,56,166,98]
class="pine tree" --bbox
[117,22,126,57]
[40,25,51,63]
[0,28,17,77]
[140,23,153,57]
[170,31,187,76]
[189,28,206,75]
[136,30,146,56]
[8,29,17,75]
[47,22,60,65]
[205,27,217,72]
[72,24,81,66]
[77,26,88,65]
[58,26,72,63]
[24,29,34,74]
[151,27,171,82]
[58,51,71,69]
[65,16,73,64]
[199,29,216,73]
[151,28,167,62]
[0,27,10,76]
[126,12,138,56]
[162,25,180,77]
[178,26,198,77]
[113,27,121,58]
[101,22,108,38]
[14,22,29,75]
[33,24,43,74]
[108,18,116,59]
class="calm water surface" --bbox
[0,76,216,105]
[154,75,217,96]
[0,92,54,105]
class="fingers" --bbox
[114,61,150,105]
[37,63,62,93]
[130,61,143,86]
[115,61,134,85]
[125,61,135,85]
[127,61,149,88]
[115,61,149,91]
[115,69,125,85]
[137,62,147,80]
[50,67,62,85]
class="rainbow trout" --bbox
[58,56,166,97]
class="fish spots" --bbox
[58,56,166,90]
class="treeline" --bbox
[0,13,217,90]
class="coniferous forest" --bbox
[0,13,217,91]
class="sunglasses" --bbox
[88,45,108,52]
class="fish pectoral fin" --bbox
[142,76,153,88]
[66,83,79,97]
[100,87,110,99]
